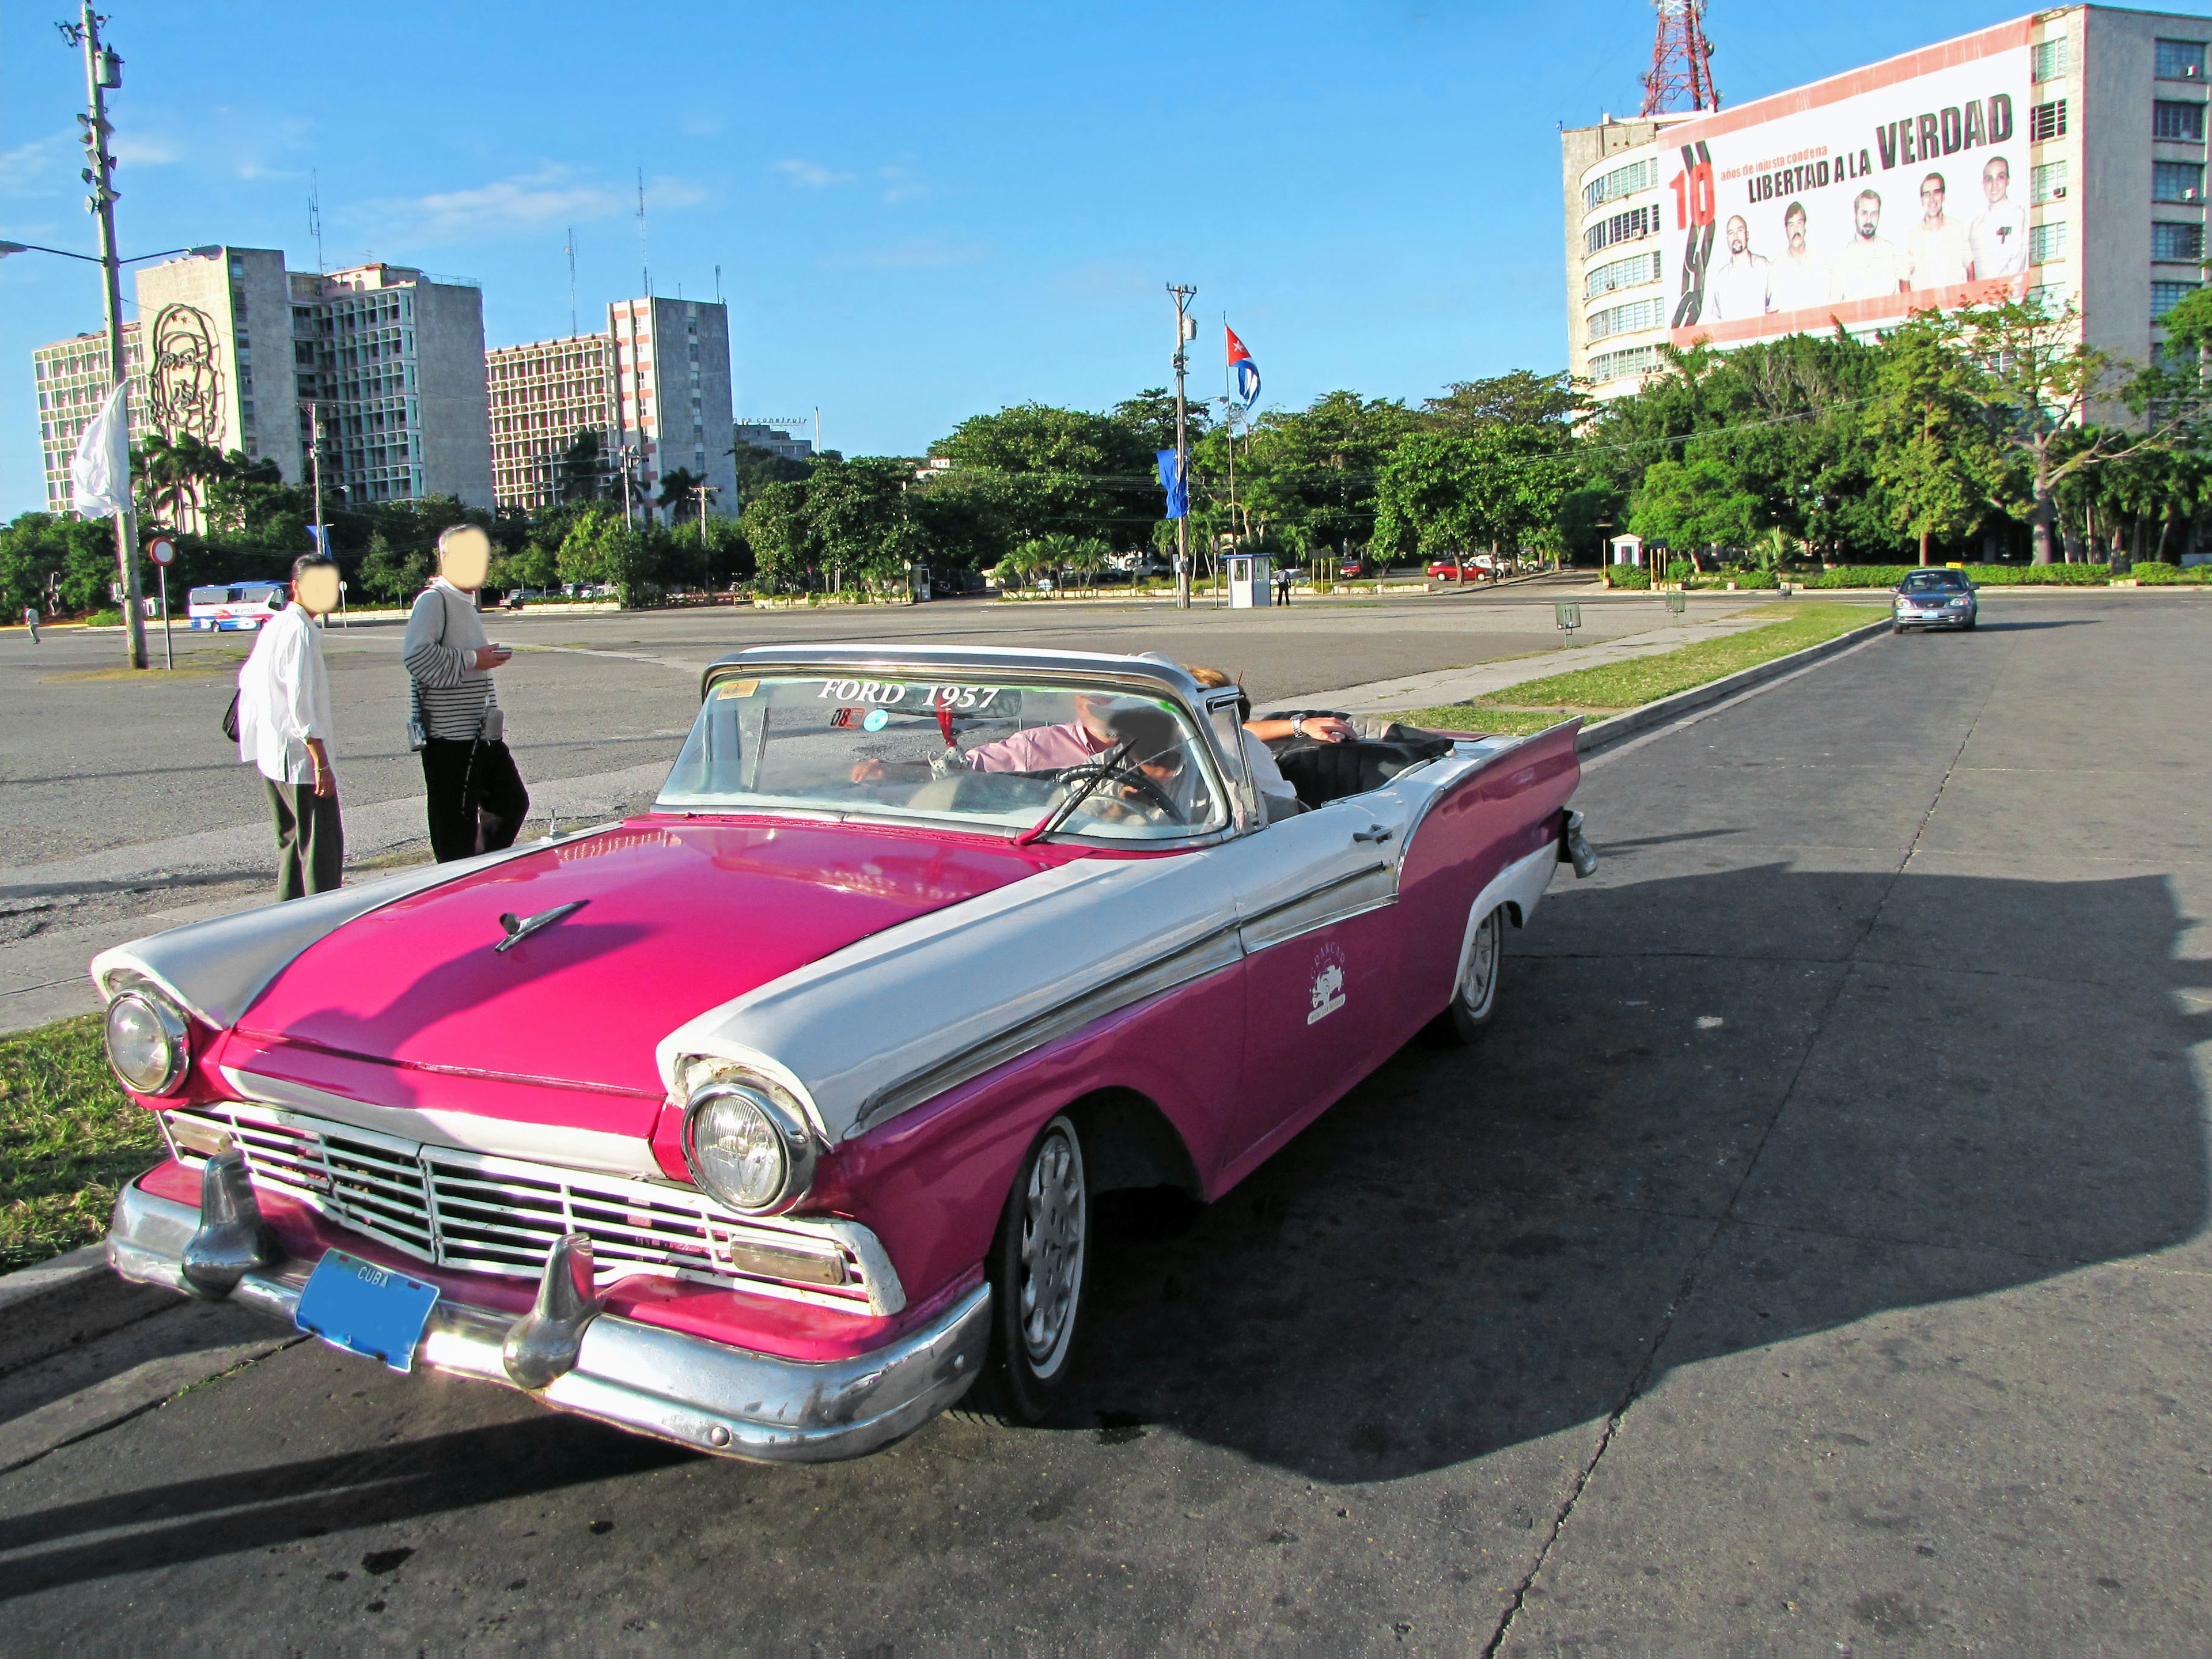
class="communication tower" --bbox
[1639,0,1721,116]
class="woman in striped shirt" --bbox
[404,524,531,861]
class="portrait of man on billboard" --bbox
[1969,154,2030,278]
[1908,172,1973,290]
[1707,214,1774,320]
[1831,188,1910,302]
[1768,200,1827,313]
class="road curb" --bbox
[1577,618,1892,756]
[0,1238,175,1381]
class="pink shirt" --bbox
[964,721,1111,772]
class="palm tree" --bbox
[656,467,704,527]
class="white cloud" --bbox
[368,166,626,243]
[0,134,70,198]
[772,158,854,190]
[878,164,931,204]
[113,132,180,165]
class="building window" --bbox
[2155,100,2207,142]
[1582,158,1658,215]
[2029,222,2067,266]
[2032,160,2069,203]
[2154,220,2205,262]
[2029,99,2068,142]
[2032,39,2069,82]
[2154,279,2200,318]
[1588,344,1658,384]
[2154,160,2205,202]
[1584,204,1661,256]
[1588,297,1668,341]
[2156,39,2206,81]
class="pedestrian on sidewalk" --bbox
[405,523,528,862]
[236,553,344,900]
[23,606,38,643]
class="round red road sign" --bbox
[146,537,175,566]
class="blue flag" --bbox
[308,524,332,555]
[1226,327,1260,411]
[1156,449,1188,520]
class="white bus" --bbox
[186,581,286,631]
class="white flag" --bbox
[70,378,132,519]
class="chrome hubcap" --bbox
[1463,910,1499,1016]
[1017,1119,1085,1378]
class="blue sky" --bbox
[7,0,2202,517]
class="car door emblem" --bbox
[1308,942,1348,1025]
[496,901,585,953]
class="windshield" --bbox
[658,672,1228,842]
[1900,571,1967,592]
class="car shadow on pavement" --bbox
[1072,863,2208,1482]
[0,1415,691,1600]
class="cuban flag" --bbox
[1226,326,1260,411]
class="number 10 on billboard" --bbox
[1671,162,1717,230]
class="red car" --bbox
[98,645,1592,1462]
[1426,556,1498,581]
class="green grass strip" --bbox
[1393,601,1884,732]
[0,1013,164,1273]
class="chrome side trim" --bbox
[1236,860,1394,953]
[853,922,1247,1132]
[1395,718,1581,863]
[108,1180,989,1465]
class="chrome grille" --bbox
[167,1100,891,1315]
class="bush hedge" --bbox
[1603,566,1652,589]
[1800,563,2112,589]
[2129,562,2212,584]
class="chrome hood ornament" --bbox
[496,901,585,953]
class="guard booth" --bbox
[906,564,933,602]
[1226,553,1274,608]
[1607,533,1646,567]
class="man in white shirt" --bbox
[1907,171,1972,290]
[1831,189,1911,302]
[1768,201,1827,313]
[1706,216,1773,321]
[1969,155,2030,278]
[237,553,342,899]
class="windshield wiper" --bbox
[1016,741,1132,847]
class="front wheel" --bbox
[1427,905,1505,1047]
[982,1113,1091,1423]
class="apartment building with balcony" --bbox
[1560,6,2211,400]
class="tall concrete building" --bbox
[289,262,494,509]
[29,247,493,517]
[485,297,736,520]
[1561,6,2210,399]
[486,332,615,512]
[733,421,816,463]
[33,324,142,514]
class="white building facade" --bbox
[1560,6,2208,398]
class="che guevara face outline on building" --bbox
[146,302,225,445]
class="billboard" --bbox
[1662,18,2034,347]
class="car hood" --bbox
[232,818,1074,1104]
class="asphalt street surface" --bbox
[1,589,2206,1650]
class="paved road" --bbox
[0,592,2205,1650]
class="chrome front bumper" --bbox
[107,1177,991,1464]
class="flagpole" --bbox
[1222,315,1237,573]
[1169,285,1195,611]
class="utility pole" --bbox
[1168,284,1196,610]
[302,400,327,547]
[690,482,714,543]
[62,5,145,669]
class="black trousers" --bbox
[422,737,530,862]
[264,777,344,900]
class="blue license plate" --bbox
[294,1250,440,1372]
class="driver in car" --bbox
[849,693,1188,803]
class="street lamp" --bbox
[0,241,222,264]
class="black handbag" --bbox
[221,689,240,743]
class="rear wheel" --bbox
[1428,905,1505,1046]
[981,1113,1090,1423]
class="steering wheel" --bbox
[1052,756,1185,824]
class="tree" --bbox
[1372,427,1574,562]
[1627,458,1761,560]
[1234,391,1416,562]
[806,457,926,593]
[558,431,604,503]
[1961,297,2135,564]
[657,467,706,523]
[557,507,660,606]
[1868,310,1999,566]
[1109,388,1213,455]
[923,403,1153,565]
[740,480,815,594]
[1422,370,1585,432]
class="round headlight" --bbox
[682,1080,815,1214]
[105,988,187,1094]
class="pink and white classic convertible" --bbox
[99,645,1592,1461]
